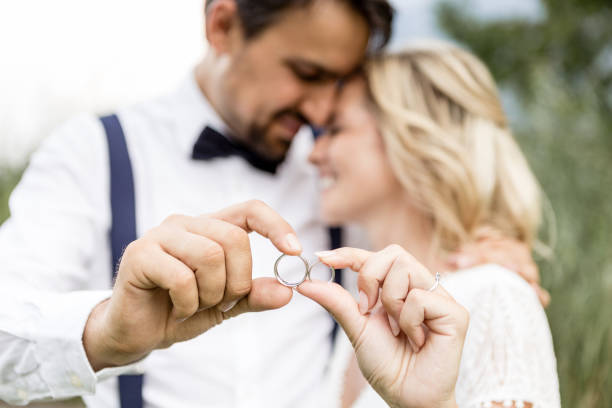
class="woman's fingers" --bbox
[399,288,469,349]
[316,246,401,312]
[380,265,411,335]
[315,247,372,270]
[356,245,406,312]
[296,280,365,344]
[317,245,440,317]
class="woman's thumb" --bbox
[297,280,365,340]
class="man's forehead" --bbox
[263,3,370,73]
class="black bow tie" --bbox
[192,126,283,174]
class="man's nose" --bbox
[299,83,339,127]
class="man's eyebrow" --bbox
[284,58,346,79]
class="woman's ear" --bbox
[205,0,241,55]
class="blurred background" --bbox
[0,0,610,406]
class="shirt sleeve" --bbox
[455,267,561,408]
[0,115,136,405]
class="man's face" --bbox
[213,0,370,160]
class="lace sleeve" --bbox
[453,267,561,408]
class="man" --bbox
[0,0,394,407]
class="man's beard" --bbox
[244,125,288,160]
[245,110,309,161]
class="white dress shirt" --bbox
[0,73,344,407]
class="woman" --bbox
[298,40,560,407]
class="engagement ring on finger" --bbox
[273,254,335,287]
[428,272,441,292]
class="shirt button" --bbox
[70,374,82,388]
[17,389,27,400]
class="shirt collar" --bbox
[172,70,232,159]
[170,70,315,173]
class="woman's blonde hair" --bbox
[366,40,543,253]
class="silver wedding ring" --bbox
[273,254,335,288]
[428,272,441,292]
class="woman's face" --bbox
[308,78,402,225]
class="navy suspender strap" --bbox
[328,227,343,342]
[314,126,345,341]
[328,227,343,281]
[100,114,144,408]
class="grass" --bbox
[0,167,23,222]
[516,69,612,407]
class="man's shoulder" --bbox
[37,113,107,159]
[110,77,209,152]
[117,87,182,126]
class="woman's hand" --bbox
[297,245,468,408]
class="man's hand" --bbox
[83,200,299,371]
[445,227,551,307]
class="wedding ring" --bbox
[428,272,441,292]
[306,260,335,285]
[273,254,336,288]
[274,254,309,287]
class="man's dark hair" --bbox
[205,0,394,51]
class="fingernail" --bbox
[358,291,369,315]
[218,299,239,313]
[314,250,335,258]
[285,233,302,252]
[388,314,400,337]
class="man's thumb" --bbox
[296,280,364,340]
[224,278,293,318]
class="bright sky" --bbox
[0,0,204,166]
[0,0,539,167]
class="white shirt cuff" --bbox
[34,290,112,398]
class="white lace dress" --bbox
[322,264,561,408]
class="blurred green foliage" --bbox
[0,168,23,222]
[438,0,612,406]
